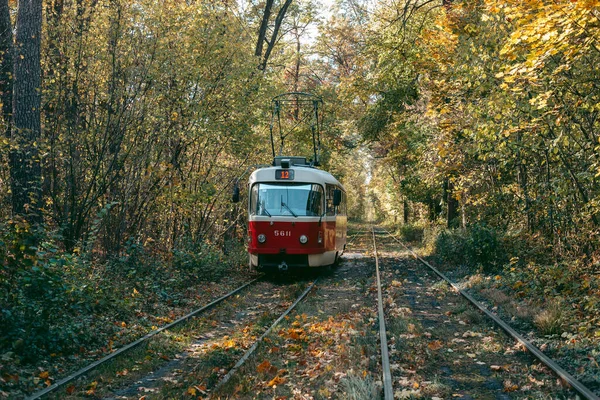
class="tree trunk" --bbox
[11,0,43,224]
[255,0,274,57]
[445,178,458,228]
[0,0,12,138]
[259,0,293,70]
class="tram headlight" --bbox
[299,235,308,244]
[257,234,267,243]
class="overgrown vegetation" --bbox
[1,0,599,396]
[0,219,247,358]
[430,223,505,272]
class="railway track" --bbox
[26,276,321,399]
[371,228,394,400]
[372,227,599,400]
[26,279,260,399]
[24,224,597,399]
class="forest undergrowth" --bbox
[395,221,600,389]
[0,220,252,398]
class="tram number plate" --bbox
[275,170,294,180]
[274,230,292,237]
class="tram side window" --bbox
[326,185,347,216]
[340,191,347,216]
[306,188,323,216]
[326,185,335,216]
[250,184,259,214]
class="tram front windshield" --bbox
[250,183,324,217]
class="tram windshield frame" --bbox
[250,182,324,217]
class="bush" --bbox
[432,223,504,272]
[172,241,228,280]
[466,223,505,271]
[434,229,469,266]
[422,223,444,254]
[397,223,424,242]
[0,223,109,360]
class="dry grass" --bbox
[422,376,452,398]
[339,372,380,400]
[480,288,511,305]
[534,304,565,335]
[514,303,540,321]
[458,308,483,324]
[430,279,451,294]
[463,273,485,289]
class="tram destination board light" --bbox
[275,169,295,180]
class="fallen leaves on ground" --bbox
[427,340,443,350]
[266,375,286,387]
[257,360,277,374]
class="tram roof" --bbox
[249,164,344,190]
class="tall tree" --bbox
[11,0,43,224]
[255,0,293,70]
[0,0,12,138]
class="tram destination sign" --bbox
[275,169,295,180]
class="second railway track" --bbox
[371,227,599,400]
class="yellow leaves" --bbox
[504,381,520,392]
[281,328,307,341]
[463,24,478,36]
[257,360,277,374]
[257,360,287,388]
[85,381,98,396]
[266,375,286,387]
[513,281,524,289]
[497,0,597,87]
[187,385,207,396]
[427,340,443,350]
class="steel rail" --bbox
[383,229,600,400]
[371,228,394,400]
[26,279,260,400]
[215,279,318,389]
[345,229,372,253]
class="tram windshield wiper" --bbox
[281,199,297,217]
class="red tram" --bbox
[245,156,347,270]
[233,92,346,270]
